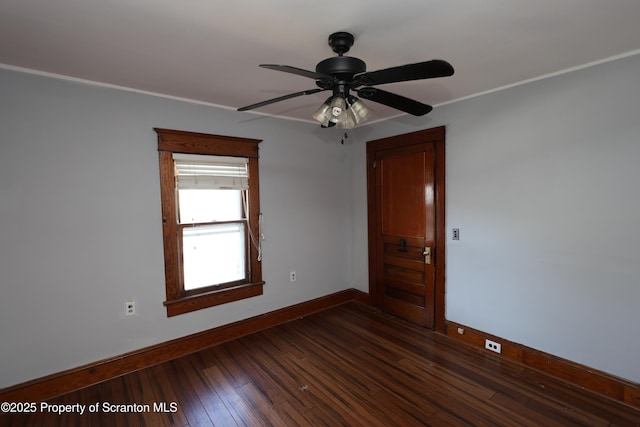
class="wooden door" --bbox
[367,127,446,331]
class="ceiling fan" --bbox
[238,31,454,128]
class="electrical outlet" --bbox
[125,300,136,316]
[290,271,297,282]
[485,339,501,353]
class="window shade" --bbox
[173,153,248,190]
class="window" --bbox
[155,128,263,317]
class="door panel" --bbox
[367,127,445,330]
[380,147,430,239]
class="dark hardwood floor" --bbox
[3,302,639,426]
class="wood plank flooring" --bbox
[3,302,639,426]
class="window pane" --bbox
[178,189,242,223]
[182,223,246,290]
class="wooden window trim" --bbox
[155,128,264,317]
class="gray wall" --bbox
[350,53,640,382]
[0,68,354,388]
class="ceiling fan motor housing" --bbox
[316,56,366,79]
[316,31,366,91]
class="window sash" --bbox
[177,188,244,224]
[180,221,248,291]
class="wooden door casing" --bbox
[367,126,446,332]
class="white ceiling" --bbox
[2,0,640,124]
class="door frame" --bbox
[366,126,446,333]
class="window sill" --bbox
[163,281,264,317]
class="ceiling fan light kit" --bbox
[311,94,373,129]
[329,96,347,122]
[238,31,454,128]
[348,96,372,122]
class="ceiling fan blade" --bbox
[237,88,325,111]
[357,87,433,116]
[260,64,336,82]
[355,60,454,86]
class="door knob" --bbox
[423,247,431,264]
